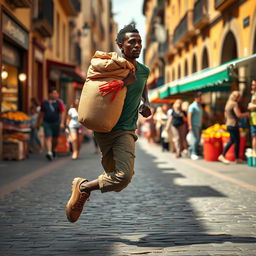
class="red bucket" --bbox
[222,134,246,161]
[203,137,223,161]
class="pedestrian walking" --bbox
[155,104,169,151]
[143,107,156,143]
[30,97,41,112]
[37,87,65,161]
[218,91,249,164]
[248,80,256,155]
[29,105,42,153]
[187,92,203,160]
[66,23,151,223]
[66,99,83,160]
[166,99,187,158]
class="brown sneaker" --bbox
[66,177,90,223]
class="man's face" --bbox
[196,96,202,104]
[49,90,59,100]
[120,32,142,59]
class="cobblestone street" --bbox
[0,139,256,256]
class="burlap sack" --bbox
[78,51,135,132]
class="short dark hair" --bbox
[116,22,139,44]
[195,92,202,98]
[48,87,57,94]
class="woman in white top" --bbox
[66,99,83,159]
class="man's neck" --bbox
[122,55,137,67]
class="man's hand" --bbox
[123,72,136,87]
[139,104,151,118]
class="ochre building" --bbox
[143,0,256,117]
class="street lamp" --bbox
[1,66,8,80]
[18,73,27,82]
[1,70,8,80]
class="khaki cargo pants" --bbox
[94,130,137,193]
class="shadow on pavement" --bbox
[72,145,256,254]
[0,142,255,255]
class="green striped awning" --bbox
[154,54,256,99]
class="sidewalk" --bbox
[138,138,256,191]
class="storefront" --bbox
[1,11,29,113]
[46,60,85,107]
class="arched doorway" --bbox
[184,59,188,76]
[202,48,209,69]
[192,54,197,73]
[221,31,238,64]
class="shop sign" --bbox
[2,43,21,67]
[2,13,29,50]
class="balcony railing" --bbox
[33,0,53,38]
[215,0,235,11]
[193,0,209,29]
[173,10,194,46]
[6,0,32,8]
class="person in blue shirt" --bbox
[188,92,203,160]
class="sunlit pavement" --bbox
[0,138,255,256]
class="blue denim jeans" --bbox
[189,126,201,155]
[222,126,240,159]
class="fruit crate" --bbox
[3,141,26,160]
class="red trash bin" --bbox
[203,137,223,161]
[222,134,246,161]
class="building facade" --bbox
[0,0,117,159]
[143,0,256,115]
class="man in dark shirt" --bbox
[66,23,151,223]
[37,87,65,160]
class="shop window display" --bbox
[1,64,19,112]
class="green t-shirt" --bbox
[112,62,150,131]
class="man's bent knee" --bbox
[114,171,133,192]
[99,169,133,193]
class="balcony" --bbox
[33,0,53,38]
[193,0,210,30]
[173,10,194,47]
[215,0,236,11]
[166,34,176,57]
[5,0,32,8]
[60,0,80,16]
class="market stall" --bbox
[1,111,31,160]
[202,124,247,162]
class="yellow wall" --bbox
[144,0,256,85]
[165,0,256,82]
